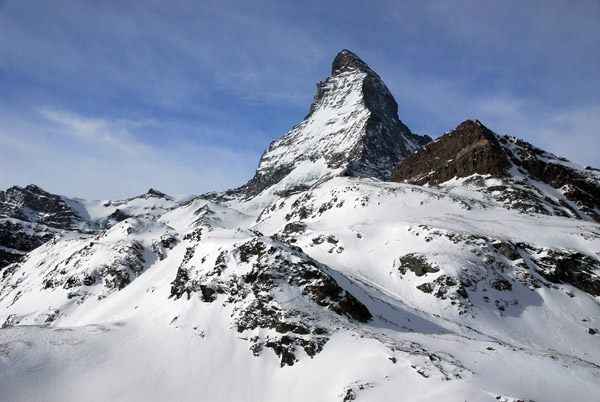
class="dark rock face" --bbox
[492,241,521,261]
[391,119,600,222]
[533,249,600,296]
[390,120,509,185]
[0,220,55,267]
[331,49,373,76]
[168,235,371,366]
[240,165,295,199]
[106,209,130,225]
[142,188,171,200]
[397,253,440,277]
[0,185,83,268]
[169,247,196,300]
[351,70,431,177]
[0,185,81,229]
[509,139,600,221]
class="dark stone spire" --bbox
[331,49,375,76]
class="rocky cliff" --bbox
[391,119,600,222]
[390,119,509,184]
[0,185,84,267]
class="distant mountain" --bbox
[0,186,185,269]
[1,51,599,402]
[0,185,84,268]
[0,184,84,229]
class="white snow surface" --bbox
[256,69,371,176]
[1,175,599,402]
[242,63,422,199]
[64,191,184,229]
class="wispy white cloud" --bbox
[0,108,259,199]
[39,108,153,156]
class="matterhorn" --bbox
[1,50,599,402]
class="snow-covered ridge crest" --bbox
[0,186,187,269]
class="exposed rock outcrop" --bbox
[391,120,509,185]
[0,184,83,229]
[0,185,84,268]
[391,119,600,222]
[0,185,182,269]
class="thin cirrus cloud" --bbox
[39,108,154,156]
[0,0,598,199]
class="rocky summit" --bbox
[391,119,510,183]
[1,51,600,402]
[391,119,600,222]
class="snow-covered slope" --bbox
[64,188,189,229]
[254,176,600,346]
[1,51,600,402]
[2,177,599,401]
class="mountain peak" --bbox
[24,184,45,193]
[0,183,81,230]
[236,50,431,199]
[145,188,169,199]
[331,49,374,76]
[391,119,600,222]
[391,119,511,185]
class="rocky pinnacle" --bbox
[238,49,431,198]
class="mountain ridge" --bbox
[0,185,185,269]
[391,119,600,222]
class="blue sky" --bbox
[1,0,599,199]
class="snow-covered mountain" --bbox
[0,186,188,269]
[1,51,600,402]
[233,49,430,200]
